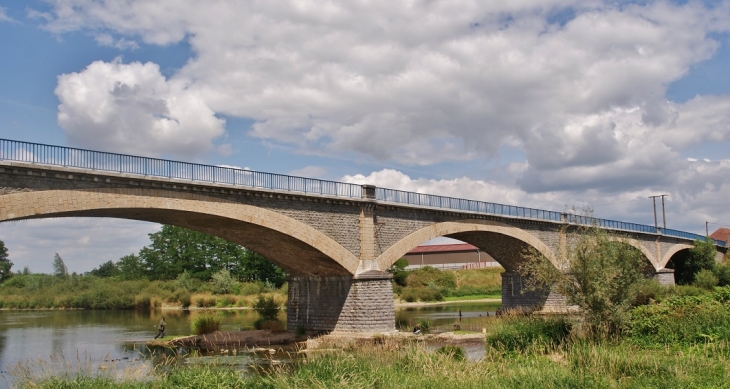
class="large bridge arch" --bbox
[0,188,360,276]
[375,219,558,272]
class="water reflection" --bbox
[395,301,501,331]
[0,302,500,387]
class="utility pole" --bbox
[706,221,709,237]
[660,194,668,229]
[648,195,659,229]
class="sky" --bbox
[0,0,729,274]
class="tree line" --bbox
[0,225,287,288]
[88,225,287,287]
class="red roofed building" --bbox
[403,243,501,270]
[710,228,730,244]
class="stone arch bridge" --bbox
[0,140,726,332]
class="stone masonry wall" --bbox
[287,275,395,332]
[501,271,550,311]
[0,163,363,257]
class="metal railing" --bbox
[376,187,563,221]
[0,138,725,247]
[0,138,362,198]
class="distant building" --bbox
[710,228,730,244]
[403,243,502,270]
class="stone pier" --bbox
[286,273,396,332]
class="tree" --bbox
[52,252,68,277]
[88,260,120,278]
[673,239,717,285]
[388,258,409,287]
[0,240,12,282]
[137,225,286,283]
[520,227,646,336]
[211,269,235,294]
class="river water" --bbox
[0,301,500,387]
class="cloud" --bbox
[55,58,225,158]
[0,6,15,23]
[342,165,730,236]
[38,1,730,200]
[0,219,159,274]
[94,33,139,50]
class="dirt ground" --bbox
[160,330,313,351]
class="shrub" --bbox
[135,295,152,310]
[173,289,192,308]
[239,282,262,296]
[215,295,237,307]
[714,264,730,286]
[486,315,573,353]
[399,286,442,302]
[190,311,222,335]
[520,225,646,336]
[633,279,664,306]
[694,269,719,290]
[254,318,286,332]
[405,267,456,290]
[253,295,280,321]
[630,294,730,344]
[211,269,235,295]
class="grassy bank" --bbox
[395,267,502,302]
[16,285,730,388]
[0,274,287,310]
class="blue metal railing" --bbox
[0,138,362,198]
[0,138,725,247]
[376,187,563,221]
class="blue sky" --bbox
[1,1,729,273]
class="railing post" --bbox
[362,185,376,200]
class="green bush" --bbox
[253,295,280,320]
[406,266,456,289]
[211,269,235,294]
[632,279,664,306]
[239,282,262,296]
[173,289,192,308]
[694,269,719,290]
[714,264,730,286]
[253,318,286,332]
[486,316,573,353]
[400,286,443,302]
[630,293,730,344]
[215,295,237,307]
[190,311,222,335]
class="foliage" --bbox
[388,258,409,286]
[486,315,573,353]
[87,260,120,278]
[674,238,718,285]
[399,286,443,302]
[253,295,280,321]
[714,263,730,286]
[630,288,730,345]
[520,226,646,336]
[52,252,68,277]
[694,268,719,290]
[405,266,457,289]
[210,269,235,294]
[189,310,222,335]
[0,239,12,282]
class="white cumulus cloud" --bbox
[55,58,225,158]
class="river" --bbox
[0,301,500,387]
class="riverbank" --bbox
[395,297,500,308]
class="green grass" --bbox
[444,293,501,301]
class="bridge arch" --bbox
[660,244,694,269]
[606,237,657,268]
[0,188,360,276]
[375,219,558,272]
